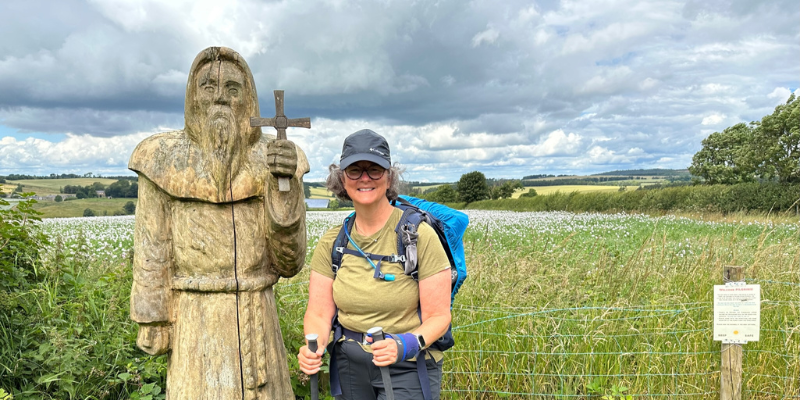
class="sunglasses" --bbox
[344,165,387,180]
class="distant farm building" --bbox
[304,199,330,209]
[96,190,106,198]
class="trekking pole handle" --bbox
[367,326,385,341]
[367,327,395,400]
[305,334,319,400]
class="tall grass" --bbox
[278,211,799,399]
[2,210,797,399]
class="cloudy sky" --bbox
[0,0,797,182]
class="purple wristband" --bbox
[385,333,420,362]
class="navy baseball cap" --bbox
[339,129,391,169]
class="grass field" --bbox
[3,178,120,195]
[513,185,634,198]
[288,210,800,399]
[5,210,797,398]
[31,198,137,218]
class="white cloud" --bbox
[471,28,500,47]
[767,87,792,100]
[0,131,151,174]
[701,113,725,125]
[534,130,583,156]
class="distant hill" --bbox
[592,169,690,177]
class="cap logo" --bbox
[370,148,387,157]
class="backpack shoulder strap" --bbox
[393,202,426,280]
[330,213,355,279]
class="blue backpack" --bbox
[329,195,469,351]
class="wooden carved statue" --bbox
[128,46,308,399]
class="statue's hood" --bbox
[128,130,308,203]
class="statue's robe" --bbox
[129,130,308,400]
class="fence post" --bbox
[720,266,744,400]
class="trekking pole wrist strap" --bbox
[384,333,420,362]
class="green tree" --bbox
[456,171,490,204]
[106,179,131,198]
[55,195,63,202]
[520,188,538,198]
[689,123,756,184]
[690,95,800,184]
[428,184,458,203]
[303,183,311,199]
[752,94,800,183]
[123,201,136,215]
[494,180,522,199]
[83,208,95,217]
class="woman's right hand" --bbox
[298,344,324,375]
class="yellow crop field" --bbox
[3,178,120,195]
[309,186,334,199]
[512,185,633,198]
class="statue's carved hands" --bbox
[267,139,298,178]
[137,324,171,356]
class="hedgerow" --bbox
[464,182,799,214]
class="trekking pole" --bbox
[367,327,395,400]
[305,334,319,400]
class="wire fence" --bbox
[276,271,798,399]
[438,278,799,399]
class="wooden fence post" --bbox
[720,266,744,400]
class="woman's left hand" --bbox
[370,336,398,366]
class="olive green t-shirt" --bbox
[311,208,450,336]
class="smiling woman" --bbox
[298,129,452,400]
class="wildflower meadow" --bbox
[1,210,797,399]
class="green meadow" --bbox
[31,198,138,218]
[3,178,119,196]
[2,207,797,399]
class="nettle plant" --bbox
[586,378,634,400]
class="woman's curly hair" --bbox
[326,163,403,202]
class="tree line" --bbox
[62,180,138,198]
[690,94,799,184]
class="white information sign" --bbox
[713,284,760,343]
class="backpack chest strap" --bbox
[334,247,406,280]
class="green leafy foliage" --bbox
[0,190,47,293]
[465,182,799,214]
[424,184,459,203]
[0,197,165,399]
[691,94,799,183]
[689,123,756,184]
[456,171,490,204]
[124,201,136,215]
[490,180,523,200]
[104,179,139,198]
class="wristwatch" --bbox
[415,334,426,349]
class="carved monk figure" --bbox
[128,46,307,399]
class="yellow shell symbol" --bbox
[733,330,739,335]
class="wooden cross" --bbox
[251,90,311,191]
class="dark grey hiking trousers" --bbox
[334,340,443,400]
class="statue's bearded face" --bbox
[188,60,254,176]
